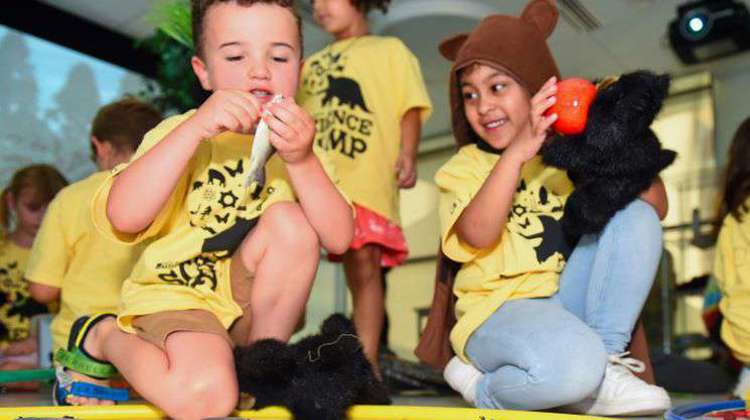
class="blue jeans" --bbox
[465,200,663,410]
[558,199,663,354]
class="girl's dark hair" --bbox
[311,0,390,14]
[717,116,750,224]
[1,164,68,237]
[354,0,390,13]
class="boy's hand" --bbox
[263,97,315,165]
[506,77,559,164]
[396,151,417,188]
[189,90,263,139]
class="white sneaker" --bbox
[733,367,750,399]
[566,352,671,416]
[443,356,482,405]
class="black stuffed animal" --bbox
[234,314,391,420]
[542,70,677,241]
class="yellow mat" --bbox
[0,404,607,419]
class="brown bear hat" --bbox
[439,0,561,147]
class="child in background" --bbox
[435,0,670,415]
[0,165,67,375]
[299,0,432,373]
[713,115,750,398]
[26,98,162,358]
[53,1,353,418]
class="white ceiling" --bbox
[36,0,750,139]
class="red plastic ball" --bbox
[546,78,597,135]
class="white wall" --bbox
[713,62,750,166]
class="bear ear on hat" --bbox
[439,33,469,61]
[521,0,558,39]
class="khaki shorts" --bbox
[132,255,255,351]
[132,309,234,350]
[131,246,306,351]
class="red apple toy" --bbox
[546,78,597,136]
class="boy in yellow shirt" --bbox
[53,1,353,418]
[26,98,162,357]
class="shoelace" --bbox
[608,351,646,373]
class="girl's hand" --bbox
[396,150,417,188]
[263,97,316,165]
[188,90,263,139]
[506,77,559,163]
[2,336,37,356]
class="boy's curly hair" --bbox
[192,0,303,57]
[311,0,390,14]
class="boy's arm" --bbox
[639,176,668,220]
[263,98,353,253]
[25,194,66,299]
[108,90,262,234]
[28,283,60,304]
[107,120,202,233]
[396,108,422,189]
[287,156,353,254]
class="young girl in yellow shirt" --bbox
[300,0,432,373]
[0,164,67,380]
[437,0,671,415]
[713,116,750,398]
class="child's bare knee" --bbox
[166,374,237,419]
[264,202,319,253]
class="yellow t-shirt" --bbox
[435,145,574,360]
[25,171,144,353]
[298,35,432,224]
[92,111,335,333]
[714,200,750,364]
[0,240,32,346]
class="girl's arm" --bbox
[396,108,422,188]
[640,176,668,220]
[454,155,524,248]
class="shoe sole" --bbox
[583,397,672,416]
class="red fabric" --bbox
[328,204,408,267]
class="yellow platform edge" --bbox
[0,403,608,420]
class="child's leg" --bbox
[558,199,663,354]
[464,298,606,410]
[229,202,320,345]
[556,200,669,415]
[67,317,238,420]
[342,244,384,372]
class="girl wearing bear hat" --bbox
[434,0,671,415]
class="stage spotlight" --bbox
[669,0,750,64]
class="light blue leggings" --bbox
[465,200,663,410]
